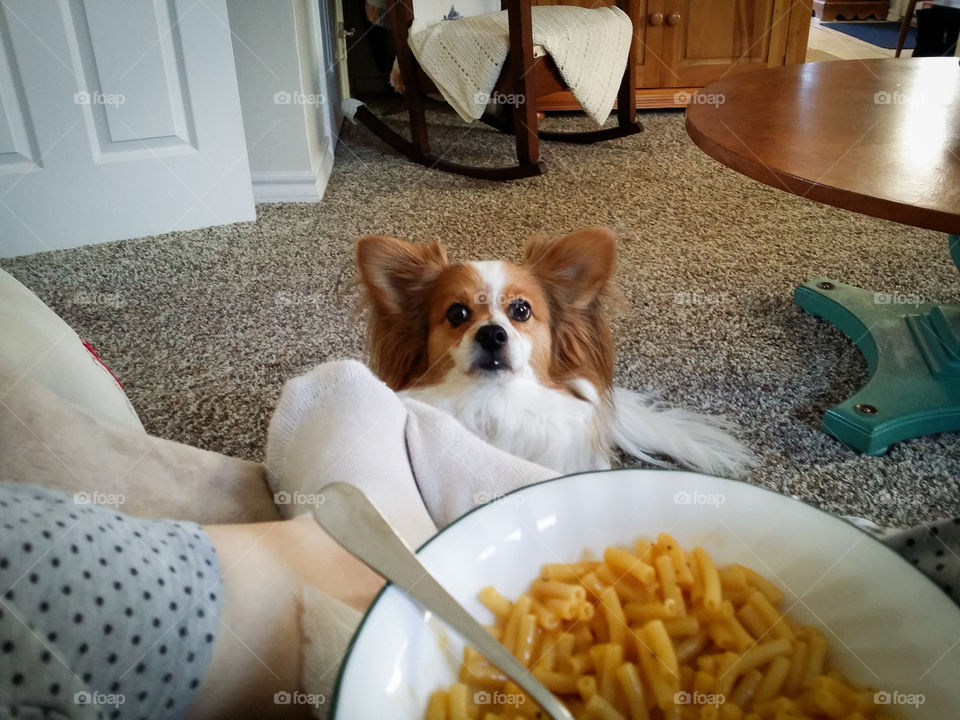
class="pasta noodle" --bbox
[425,536,893,720]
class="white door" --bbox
[0,0,255,258]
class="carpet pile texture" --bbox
[3,108,957,527]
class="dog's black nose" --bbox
[476,324,508,351]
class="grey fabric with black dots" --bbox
[0,482,222,720]
[883,518,960,605]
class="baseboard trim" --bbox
[313,135,335,201]
[251,136,336,203]
[252,171,322,203]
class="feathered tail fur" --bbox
[606,387,754,478]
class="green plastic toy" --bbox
[793,234,960,454]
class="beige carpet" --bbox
[805,48,845,62]
[2,107,958,527]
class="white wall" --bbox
[227,0,342,202]
[888,0,909,20]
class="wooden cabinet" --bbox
[535,0,813,109]
[812,1,889,21]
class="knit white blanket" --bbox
[408,5,633,126]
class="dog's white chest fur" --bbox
[402,376,609,474]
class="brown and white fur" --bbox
[355,227,752,476]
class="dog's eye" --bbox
[446,303,471,327]
[508,299,531,322]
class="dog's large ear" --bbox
[523,227,616,309]
[355,235,448,390]
[523,228,617,390]
[356,235,449,313]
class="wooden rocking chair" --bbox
[350,0,642,181]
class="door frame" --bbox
[332,0,352,99]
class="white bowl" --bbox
[331,470,960,718]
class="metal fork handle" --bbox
[313,482,575,720]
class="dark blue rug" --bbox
[823,21,916,49]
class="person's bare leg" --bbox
[186,517,383,720]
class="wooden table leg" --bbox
[896,0,919,57]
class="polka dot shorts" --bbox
[883,517,960,605]
[0,482,222,720]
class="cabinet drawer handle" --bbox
[666,12,681,26]
[648,12,664,25]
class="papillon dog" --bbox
[355,227,751,476]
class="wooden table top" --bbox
[685,58,960,235]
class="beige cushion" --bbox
[0,268,143,431]
[0,364,279,524]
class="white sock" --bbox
[403,397,556,527]
[266,359,437,547]
[266,360,557,540]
